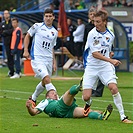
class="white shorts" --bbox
[83,64,117,90]
[31,60,52,79]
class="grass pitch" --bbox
[0,67,133,133]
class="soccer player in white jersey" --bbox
[82,10,133,123]
[23,8,58,108]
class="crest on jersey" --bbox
[38,69,42,72]
[51,32,54,36]
[93,40,99,46]
[106,37,110,42]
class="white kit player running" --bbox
[23,8,58,108]
[82,10,133,123]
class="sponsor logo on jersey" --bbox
[93,39,99,46]
[101,41,109,47]
[41,28,46,31]
[32,25,35,29]
[98,36,102,39]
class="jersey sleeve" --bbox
[53,31,58,46]
[109,34,115,53]
[27,23,40,37]
[35,99,48,112]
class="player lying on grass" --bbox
[26,84,113,120]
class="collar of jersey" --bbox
[96,28,107,35]
[42,22,53,29]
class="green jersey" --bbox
[35,98,78,118]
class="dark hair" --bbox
[88,7,96,13]
[44,8,54,15]
[94,10,108,22]
[45,89,55,98]
[11,17,19,22]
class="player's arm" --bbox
[92,51,121,66]
[26,100,41,116]
[52,49,56,72]
[23,33,31,59]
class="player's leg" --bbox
[82,67,98,116]
[101,65,133,123]
[73,104,113,120]
[88,104,113,120]
[30,61,57,107]
[73,107,103,119]
[109,83,133,123]
[63,84,81,106]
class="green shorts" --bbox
[55,98,78,118]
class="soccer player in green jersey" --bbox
[26,84,112,120]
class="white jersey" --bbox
[83,27,115,68]
[28,22,58,61]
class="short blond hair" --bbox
[94,9,108,22]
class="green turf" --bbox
[0,67,133,133]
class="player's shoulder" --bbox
[51,26,58,35]
[88,27,96,36]
[106,28,115,38]
[52,25,57,31]
[32,22,43,28]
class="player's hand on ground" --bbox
[26,100,32,108]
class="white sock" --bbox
[45,83,56,92]
[32,81,45,101]
[113,92,126,120]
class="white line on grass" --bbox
[1,89,133,106]
[0,89,133,113]
[0,95,132,113]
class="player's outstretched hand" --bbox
[110,59,122,66]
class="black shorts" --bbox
[74,42,83,57]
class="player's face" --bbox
[44,13,55,27]
[47,90,58,100]
[94,16,106,32]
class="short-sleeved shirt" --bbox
[83,27,115,68]
[28,22,58,61]
[35,98,78,118]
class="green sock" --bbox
[69,85,80,95]
[88,112,103,120]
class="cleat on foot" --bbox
[122,116,133,124]
[102,104,113,120]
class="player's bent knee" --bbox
[82,95,90,101]
[108,84,118,94]
[82,90,91,101]
[43,75,51,84]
